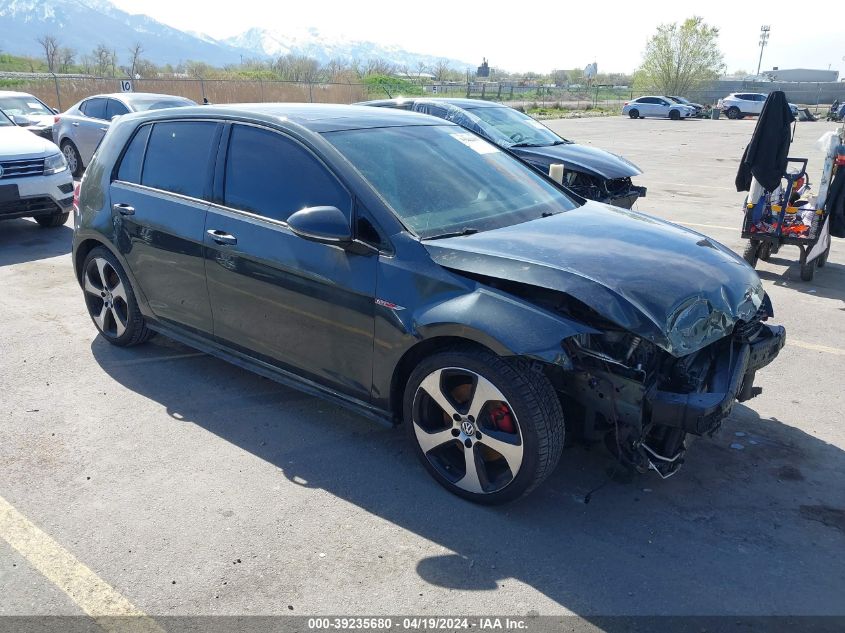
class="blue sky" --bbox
[109,0,845,76]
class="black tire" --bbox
[817,244,830,268]
[742,240,760,267]
[81,246,154,346]
[61,140,83,178]
[628,109,639,119]
[35,211,70,228]
[800,262,815,281]
[758,241,773,262]
[403,346,564,504]
[726,107,740,120]
[669,109,681,120]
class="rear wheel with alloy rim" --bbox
[81,247,154,346]
[628,109,639,119]
[403,348,564,504]
[61,140,83,178]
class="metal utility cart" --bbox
[741,157,832,281]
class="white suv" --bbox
[0,109,73,227]
[719,93,799,119]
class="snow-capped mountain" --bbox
[225,27,470,69]
[0,0,471,70]
[0,0,247,66]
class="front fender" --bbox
[413,287,596,368]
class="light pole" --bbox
[756,25,770,77]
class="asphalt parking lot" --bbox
[1,115,844,623]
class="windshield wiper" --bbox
[509,141,542,148]
[423,227,479,240]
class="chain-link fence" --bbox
[2,73,845,114]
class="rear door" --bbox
[110,119,221,335]
[75,98,109,162]
[203,123,377,399]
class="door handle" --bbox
[99,127,108,132]
[72,122,79,127]
[207,229,237,246]
[112,203,135,216]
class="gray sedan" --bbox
[53,92,195,176]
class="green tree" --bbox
[635,16,724,94]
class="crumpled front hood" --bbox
[511,143,642,180]
[425,202,765,357]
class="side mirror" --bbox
[287,206,352,246]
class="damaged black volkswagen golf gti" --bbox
[73,104,785,504]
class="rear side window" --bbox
[141,121,218,199]
[116,124,152,183]
[106,99,130,119]
[223,124,350,223]
[81,98,107,120]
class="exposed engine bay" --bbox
[465,275,785,479]
[562,171,647,210]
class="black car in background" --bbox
[359,98,646,208]
[72,104,784,504]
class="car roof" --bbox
[124,103,449,133]
[81,92,194,102]
[0,90,40,98]
[359,97,505,110]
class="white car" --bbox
[0,90,57,140]
[622,96,696,120]
[718,93,799,119]
[0,109,73,228]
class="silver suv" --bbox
[53,92,195,177]
[0,109,73,227]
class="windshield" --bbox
[0,96,52,117]
[0,110,13,126]
[467,106,565,147]
[324,125,578,239]
[129,97,195,112]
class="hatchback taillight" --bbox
[54,115,61,124]
[72,183,80,212]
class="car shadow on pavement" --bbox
[756,256,845,303]
[0,218,72,267]
[91,335,845,617]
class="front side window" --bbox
[141,121,218,199]
[106,99,130,119]
[82,98,107,120]
[324,124,578,239]
[223,124,350,223]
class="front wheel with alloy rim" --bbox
[669,109,681,120]
[403,348,564,504]
[81,247,154,346]
[61,140,83,178]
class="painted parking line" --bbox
[675,221,737,232]
[790,339,845,356]
[0,494,164,633]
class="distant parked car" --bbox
[665,95,703,115]
[359,97,646,208]
[53,92,196,176]
[622,96,695,120]
[718,93,798,120]
[0,90,58,140]
[0,108,73,227]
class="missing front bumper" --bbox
[647,324,786,435]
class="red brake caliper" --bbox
[489,403,515,433]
